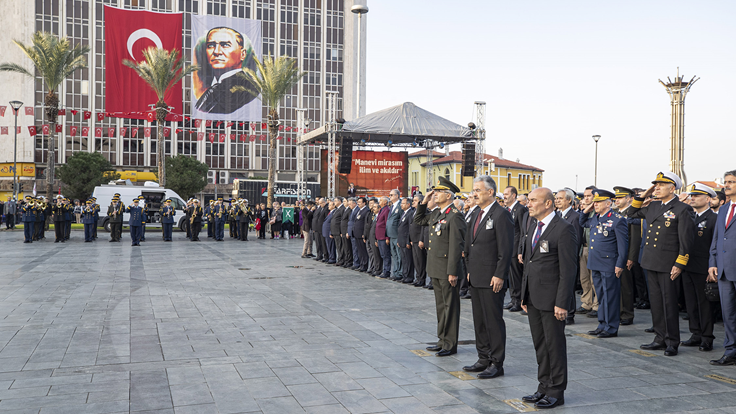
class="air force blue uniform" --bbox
[161,205,176,241]
[126,204,144,246]
[213,204,226,241]
[580,209,629,334]
[21,201,36,243]
[81,204,96,242]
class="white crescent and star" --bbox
[126,29,163,60]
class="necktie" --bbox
[506,207,511,212]
[727,204,736,228]
[473,210,484,237]
[532,221,544,249]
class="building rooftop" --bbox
[414,150,544,172]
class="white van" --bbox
[92,181,189,232]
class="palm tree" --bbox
[123,47,198,187]
[0,32,90,197]
[232,54,305,208]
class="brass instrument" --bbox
[190,208,195,225]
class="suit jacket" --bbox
[579,209,628,272]
[331,205,344,236]
[464,202,515,288]
[521,214,577,311]
[619,206,643,263]
[511,202,529,254]
[686,209,716,274]
[346,206,358,236]
[367,211,377,243]
[628,196,695,272]
[194,71,259,114]
[322,209,334,238]
[386,201,402,239]
[709,201,736,281]
[311,206,322,231]
[413,203,466,278]
[353,206,368,238]
[561,208,583,256]
[397,207,414,247]
[375,205,390,240]
[302,208,313,232]
[409,210,425,243]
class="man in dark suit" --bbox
[681,184,717,351]
[344,198,357,268]
[629,172,695,356]
[353,197,369,271]
[414,177,466,357]
[375,197,392,278]
[386,189,403,280]
[410,195,428,287]
[323,201,336,263]
[331,197,345,265]
[398,198,415,283]
[709,170,736,365]
[520,188,577,409]
[555,188,582,324]
[504,186,528,312]
[301,201,314,257]
[462,176,514,379]
[367,201,382,275]
[312,198,324,261]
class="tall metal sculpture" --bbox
[659,69,699,187]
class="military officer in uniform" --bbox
[206,200,215,238]
[91,197,100,240]
[229,199,239,239]
[239,200,253,241]
[580,189,628,338]
[138,195,148,242]
[214,198,226,241]
[33,197,44,241]
[613,186,640,325]
[413,177,466,356]
[108,196,124,242]
[630,172,695,356]
[126,198,144,246]
[21,196,36,243]
[63,197,73,240]
[681,183,717,351]
[161,199,176,241]
[81,200,96,242]
[52,196,66,243]
[190,199,204,241]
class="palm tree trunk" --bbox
[45,92,59,198]
[266,111,279,208]
[156,103,167,187]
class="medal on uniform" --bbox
[603,230,608,237]
[698,230,703,237]
[434,223,441,236]
[665,219,671,227]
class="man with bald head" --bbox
[520,188,577,409]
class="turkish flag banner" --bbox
[42,125,50,135]
[83,111,91,120]
[28,126,37,136]
[105,6,183,121]
[95,127,103,137]
[70,126,78,136]
[108,127,116,137]
[240,134,247,142]
[57,109,66,116]
[218,133,225,143]
[0,106,6,117]
[81,126,90,136]
[97,112,105,121]
[146,112,155,122]
[205,120,212,127]
[163,127,171,137]
[194,119,201,128]
[144,127,151,138]
[208,133,215,143]
[197,132,204,141]
[71,110,78,116]
[120,127,127,137]
[230,133,236,141]
[25,107,34,116]
[131,127,138,137]
[1,127,7,135]
[226,122,234,128]
[55,124,63,133]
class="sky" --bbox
[363,0,736,192]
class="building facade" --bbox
[408,150,544,195]
[0,0,367,198]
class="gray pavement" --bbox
[0,228,735,413]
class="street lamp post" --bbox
[592,135,601,187]
[350,4,369,119]
[9,101,23,201]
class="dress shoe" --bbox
[522,392,545,403]
[620,318,633,326]
[575,307,589,314]
[414,283,424,288]
[301,255,308,258]
[426,345,442,352]
[427,285,434,290]
[681,338,702,347]
[586,310,598,318]
[462,362,488,372]
[54,240,60,243]
[699,343,713,352]
[508,305,522,312]
[587,328,603,335]
[710,355,736,365]
[644,327,655,333]
[435,349,456,357]
[461,293,472,299]
[477,365,504,379]
[503,302,514,310]
[565,317,575,325]
[597,331,617,338]
[636,301,651,309]
[535,395,563,409]
[402,279,414,284]
[640,342,666,350]
[664,346,678,356]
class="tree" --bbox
[57,152,120,201]
[165,155,208,199]
[123,47,198,188]
[0,32,90,198]
[232,54,305,208]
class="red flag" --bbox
[97,112,105,121]
[71,110,79,116]
[146,112,155,122]
[83,111,91,120]
[95,127,103,137]
[278,125,284,131]
[175,128,182,134]
[240,134,247,142]
[285,126,291,132]
[217,121,223,127]
[194,119,201,128]
[120,127,127,137]
[25,107,34,116]
[259,134,266,141]
[229,133,235,141]
[104,6,183,121]
[81,126,89,136]
[226,121,234,128]
[0,106,7,117]
[249,135,255,142]
[172,114,180,121]
[163,127,171,136]
[144,127,151,138]
[28,126,37,136]
[131,127,138,137]
[55,124,63,133]
[197,132,204,141]
[57,109,66,116]
[261,123,267,129]
[0,127,8,135]
[208,133,215,143]
[108,127,116,137]
[205,120,212,127]
[16,127,21,134]
[218,133,225,142]
[70,126,78,136]
[42,125,50,135]
[250,122,256,130]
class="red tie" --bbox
[728,204,736,228]
[473,211,484,237]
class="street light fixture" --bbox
[592,135,601,187]
[351,4,369,119]
[9,100,23,201]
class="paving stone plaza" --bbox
[1,229,735,414]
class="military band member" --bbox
[580,189,628,338]
[108,196,124,242]
[413,177,466,357]
[82,200,96,242]
[681,183,717,351]
[239,199,252,241]
[214,198,226,241]
[92,197,100,240]
[52,196,66,243]
[63,198,73,240]
[229,199,239,239]
[630,172,695,356]
[33,197,44,241]
[190,199,203,241]
[206,200,215,238]
[161,199,176,242]
[184,199,193,239]
[21,196,36,243]
[126,198,144,246]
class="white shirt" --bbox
[507,200,518,211]
[559,206,572,218]
[211,68,243,86]
[534,211,555,240]
[465,204,478,220]
[391,200,400,214]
